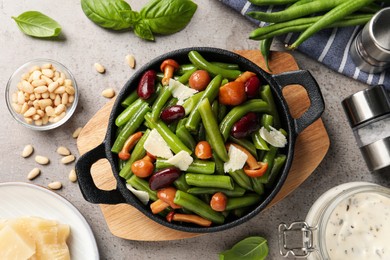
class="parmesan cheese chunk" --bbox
[259,126,287,148]
[224,145,248,173]
[166,151,193,171]
[126,184,149,205]
[0,225,35,260]
[143,129,173,159]
[168,78,198,105]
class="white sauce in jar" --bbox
[325,192,390,259]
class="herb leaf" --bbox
[81,0,132,30]
[120,10,141,27]
[140,0,197,35]
[133,20,155,41]
[219,236,269,260]
[12,11,61,38]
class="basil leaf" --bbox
[81,0,132,30]
[219,236,269,260]
[133,20,154,41]
[120,10,141,26]
[140,0,197,35]
[12,11,61,38]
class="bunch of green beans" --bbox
[112,50,288,227]
[247,0,387,63]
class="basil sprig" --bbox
[12,11,62,38]
[219,236,269,260]
[80,0,197,41]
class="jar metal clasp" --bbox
[278,221,317,258]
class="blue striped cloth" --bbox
[220,0,390,90]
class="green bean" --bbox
[228,169,253,191]
[177,64,196,75]
[225,194,262,211]
[198,98,229,162]
[174,190,225,224]
[212,151,225,175]
[168,120,178,133]
[247,0,346,23]
[174,173,190,192]
[289,0,316,8]
[185,74,222,132]
[144,113,192,155]
[178,67,197,84]
[260,37,273,72]
[257,146,278,183]
[211,99,219,118]
[119,129,150,179]
[232,207,248,218]
[178,62,240,74]
[115,99,143,127]
[251,178,265,195]
[127,175,157,201]
[151,87,172,122]
[279,128,288,136]
[220,99,270,141]
[118,159,126,171]
[188,51,241,80]
[217,103,227,123]
[249,0,298,5]
[182,91,204,115]
[155,158,215,174]
[197,122,206,142]
[185,173,234,190]
[229,136,258,160]
[266,154,287,188]
[176,124,197,151]
[252,131,269,151]
[187,186,246,197]
[121,90,138,107]
[164,97,178,109]
[289,0,374,49]
[261,85,280,129]
[112,103,150,153]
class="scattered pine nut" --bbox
[94,63,105,73]
[57,146,71,156]
[61,155,75,164]
[72,127,82,138]
[21,144,34,158]
[48,181,62,190]
[35,155,50,165]
[101,88,115,98]
[27,168,41,180]
[68,169,77,182]
[126,54,136,69]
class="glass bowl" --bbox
[5,59,79,131]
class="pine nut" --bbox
[61,155,75,164]
[45,106,55,116]
[60,72,66,81]
[30,70,42,81]
[94,63,105,73]
[50,92,56,99]
[36,109,45,117]
[42,69,54,78]
[31,79,46,87]
[41,75,53,85]
[27,168,41,180]
[21,80,34,94]
[29,66,41,73]
[41,63,52,69]
[34,119,43,126]
[34,86,48,94]
[101,88,115,98]
[72,127,82,138]
[22,73,30,80]
[24,107,36,117]
[54,94,61,106]
[33,100,39,109]
[57,146,71,156]
[32,114,41,121]
[48,81,59,92]
[65,86,75,95]
[48,181,62,190]
[68,95,74,103]
[69,169,77,182]
[126,54,136,69]
[61,93,69,105]
[21,144,34,158]
[38,99,52,110]
[29,94,36,101]
[17,91,25,105]
[57,111,66,120]
[56,77,64,86]
[54,104,66,115]
[24,117,33,124]
[54,71,60,79]
[64,79,72,86]
[20,103,29,114]
[42,114,49,125]
[54,86,66,94]
[35,93,41,99]
[12,103,22,113]
[35,155,49,165]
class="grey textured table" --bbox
[1,1,387,259]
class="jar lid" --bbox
[360,136,390,172]
[342,85,390,127]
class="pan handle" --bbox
[272,70,325,134]
[75,142,126,204]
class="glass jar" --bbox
[279,182,390,259]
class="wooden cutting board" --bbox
[76,50,330,241]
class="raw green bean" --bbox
[257,146,278,183]
[251,178,265,195]
[229,136,258,159]
[174,173,190,192]
[228,169,253,191]
[211,99,219,118]
[197,122,206,141]
[112,103,150,153]
[155,158,215,174]
[174,190,225,224]
[127,175,157,201]
[187,186,246,197]
[144,113,192,155]
[261,85,280,129]
[198,98,229,162]
[266,154,287,188]
[247,0,346,23]
[220,99,270,141]
[185,74,222,132]
[225,194,262,211]
[217,103,227,123]
[252,131,270,151]
[289,0,316,8]
[151,87,172,122]
[119,129,151,179]
[182,91,204,115]
[260,37,273,72]
[115,99,143,127]
[185,173,234,190]
[188,51,241,80]
[176,124,197,151]
[178,67,197,84]
[212,151,225,175]
[289,0,374,49]
[249,0,298,5]
[121,90,138,107]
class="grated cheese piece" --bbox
[126,184,149,205]
[168,78,198,105]
[143,129,173,159]
[224,145,248,173]
[259,126,287,148]
[166,151,193,171]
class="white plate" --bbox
[0,182,99,260]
